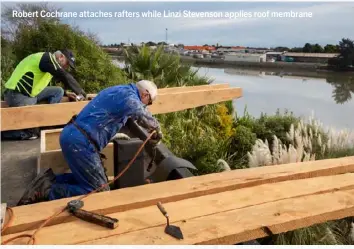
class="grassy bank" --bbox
[1,6,354,244]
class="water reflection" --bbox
[218,67,354,105]
[113,58,353,129]
[326,75,354,104]
[194,66,354,130]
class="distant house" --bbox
[224,53,266,63]
[281,52,339,64]
[265,52,284,62]
[184,46,216,51]
[216,46,246,53]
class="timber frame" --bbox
[1,84,242,131]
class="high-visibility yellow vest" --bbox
[5,52,55,97]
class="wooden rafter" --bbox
[1,86,241,131]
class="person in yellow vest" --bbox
[2,49,87,140]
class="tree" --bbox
[302,43,313,53]
[337,38,354,68]
[146,41,157,46]
[312,43,323,53]
[1,3,127,94]
[324,44,339,53]
[1,3,60,41]
[290,47,303,52]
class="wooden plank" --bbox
[61,84,231,101]
[1,87,242,131]
[0,84,230,108]
[2,156,354,235]
[148,88,242,115]
[41,128,64,151]
[82,189,354,245]
[3,174,354,244]
[157,83,230,94]
[39,145,114,177]
[1,97,72,108]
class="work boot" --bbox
[17,168,56,206]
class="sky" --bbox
[2,1,354,48]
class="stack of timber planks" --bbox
[2,156,354,245]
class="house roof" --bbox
[284,52,339,58]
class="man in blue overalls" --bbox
[17,80,163,205]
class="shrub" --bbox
[229,125,257,168]
[1,37,16,98]
[157,103,234,175]
[1,6,127,95]
[122,45,211,88]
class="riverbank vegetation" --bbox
[2,3,354,245]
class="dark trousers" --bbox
[1,87,64,140]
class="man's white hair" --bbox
[136,80,158,101]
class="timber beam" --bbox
[1,85,241,131]
[0,83,230,108]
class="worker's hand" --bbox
[76,94,85,101]
[150,128,163,147]
[67,92,86,102]
[66,92,78,101]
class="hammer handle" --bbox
[72,209,119,229]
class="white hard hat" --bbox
[136,80,158,102]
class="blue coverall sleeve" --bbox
[126,97,160,131]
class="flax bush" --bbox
[122,45,211,88]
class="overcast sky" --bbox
[2,1,354,48]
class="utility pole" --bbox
[165,28,168,44]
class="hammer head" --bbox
[67,200,84,212]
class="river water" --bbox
[113,59,353,130]
[194,66,354,131]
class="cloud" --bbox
[2,1,353,47]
